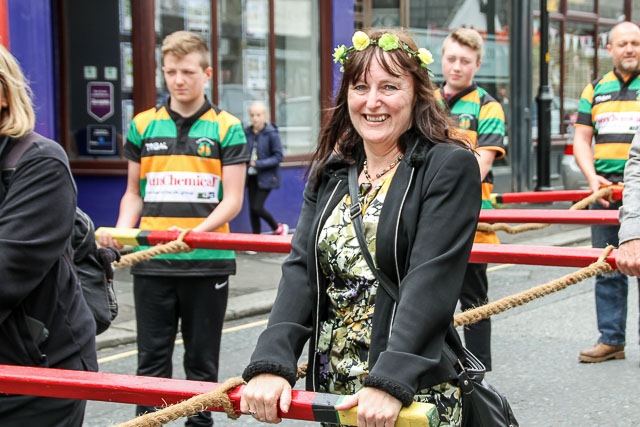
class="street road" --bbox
[85,259,640,426]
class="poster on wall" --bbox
[87,82,114,122]
[246,0,268,38]
[245,50,267,91]
[120,42,133,91]
[87,124,117,155]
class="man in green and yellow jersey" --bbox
[435,27,506,371]
[99,31,249,426]
[574,21,640,364]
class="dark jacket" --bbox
[243,136,481,405]
[244,122,284,190]
[0,134,97,371]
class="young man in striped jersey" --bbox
[574,21,640,364]
[99,31,249,426]
[435,27,506,371]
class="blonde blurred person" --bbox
[244,101,288,240]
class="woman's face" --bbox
[347,54,415,150]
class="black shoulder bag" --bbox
[0,133,121,335]
[347,164,519,427]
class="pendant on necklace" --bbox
[359,182,372,195]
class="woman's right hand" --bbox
[240,373,292,424]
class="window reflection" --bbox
[274,0,318,155]
[567,0,595,13]
[217,0,267,124]
[596,26,614,79]
[599,1,625,19]
[156,0,212,102]
[564,22,595,101]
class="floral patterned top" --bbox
[315,170,463,427]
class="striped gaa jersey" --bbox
[575,69,640,179]
[436,84,506,244]
[123,98,249,276]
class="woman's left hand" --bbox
[334,387,402,427]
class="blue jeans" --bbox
[590,201,638,347]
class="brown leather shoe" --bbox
[579,343,625,363]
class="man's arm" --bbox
[192,162,247,233]
[573,125,612,206]
[617,130,640,275]
[476,149,497,181]
[97,160,143,249]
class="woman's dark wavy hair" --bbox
[308,28,468,186]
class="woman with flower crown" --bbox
[241,28,481,426]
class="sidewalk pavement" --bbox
[96,204,593,350]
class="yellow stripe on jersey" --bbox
[200,109,242,143]
[592,100,640,115]
[134,107,171,136]
[593,142,631,160]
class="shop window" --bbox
[567,0,595,14]
[599,1,626,20]
[218,0,268,125]
[66,0,131,161]
[564,22,596,101]
[407,1,509,98]
[274,0,319,155]
[596,25,614,80]
[531,19,583,139]
[155,0,213,103]
[372,0,400,27]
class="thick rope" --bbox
[453,245,614,327]
[114,377,244,427]
[476,186,615,234]
[569,186,615,211]
[114,229,193,268]
[476,222,549,234]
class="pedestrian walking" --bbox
[573,21,640,363]
[97,30,249,426]
[244,101,288,237]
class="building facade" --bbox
[3,0,640,230]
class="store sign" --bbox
[87,82,114,122]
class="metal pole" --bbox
[535,0,553,190]
[510,0,533,192]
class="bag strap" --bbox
[349,163,473,377]
[348,163,399,302]
[0,132,40,170]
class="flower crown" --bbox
[333,31,434,73]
